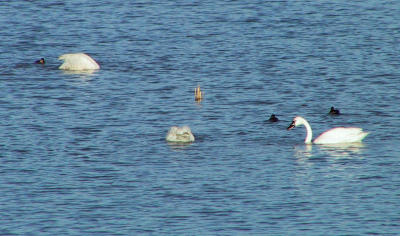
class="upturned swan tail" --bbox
[166,126,195,143]
[58,53,100,70]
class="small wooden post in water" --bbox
[195,85,203,102]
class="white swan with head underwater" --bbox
[58,53,100,70]
[287,116,369,144]
[166,126,195,143]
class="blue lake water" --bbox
[1,1,399,235]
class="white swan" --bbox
[166,126,195,143]
[287,116,369,144]
[58,53,100,70]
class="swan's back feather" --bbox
[314,127,369,144]
[166,126,195,143]
[59,53,100,70]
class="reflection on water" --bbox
[318,143,365,158]
[167,141,194,151]
[294,143,365,159]
[61,69,98,75]
[294,144,313,159]
[61,70,99,84]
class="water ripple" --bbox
[0,0,400,235]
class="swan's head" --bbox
[35,58,45,64]
[287,116,305,130]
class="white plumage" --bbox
[166,126,195,143]
[58,53,100,70]
[287,116,369,144]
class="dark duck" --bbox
[329,107,340,115]
[35,58,45,64]
[268,114,279,122]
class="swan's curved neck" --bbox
[300,118,313,144]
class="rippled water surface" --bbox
[1,1,400,235]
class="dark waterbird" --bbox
[35,58,45,64]
[268,114,279,122]
[329,106,340,115]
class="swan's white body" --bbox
[58,53,100,70]
[287,116,369,144]
[166,126,195,143]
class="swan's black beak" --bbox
[287,121,295,130]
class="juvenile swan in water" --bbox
[166,126,195,143]
[58,53,100,70]
[287,116,369,144]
